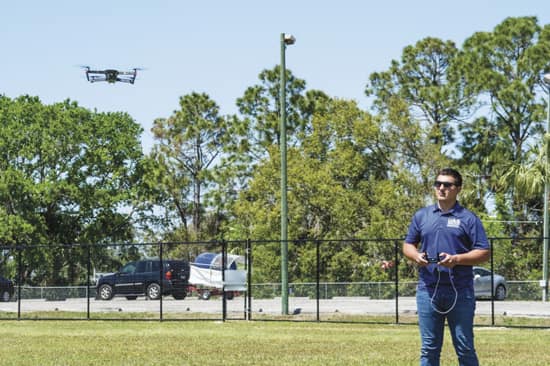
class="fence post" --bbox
[316,239,320,322]
[17,244,22,320]
[87,243,91,320]
[394,239,399,324]
[159,241,163,322]
[246,239,252,320]
[489,239,495,326]
[222,240,227,322]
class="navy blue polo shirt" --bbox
[404,202,490,290]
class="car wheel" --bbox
[495,284,506,301]
[126,296,138,300]
[146,283,161,300]
[200,290,211,300]
[0,290,11,302]
[225,291,234,300]
[98,284,114,300]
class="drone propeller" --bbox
[76,65,91,70]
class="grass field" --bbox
[2,319,550,365]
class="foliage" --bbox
[366,37,475,148]
[0,95,145,284]
[150,92,229,241]
[457,17,550,230]
[3,17,550,287]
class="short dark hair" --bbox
[437,168,462,187]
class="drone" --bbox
[83,66,141,84]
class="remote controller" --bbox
[424,252,442,263]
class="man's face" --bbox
[433,174,461,203]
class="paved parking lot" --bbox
[1,296,549,318]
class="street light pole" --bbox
[280,33,295,315]
[543,73,550,301]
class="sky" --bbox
[2,1,550,152]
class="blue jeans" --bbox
[416,286,478,366]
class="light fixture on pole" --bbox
[280,33,295,315]
[542,73,550,301]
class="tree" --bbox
[457,17,550,234]
[0,95,145,284]
[151,92,229,239]
[232,65,309,186]
[366,37,475,149]
[221,68,320,240]
[229,97,422,281]
[363,37,466,204]
[236,66,307,151]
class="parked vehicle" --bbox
[473,266,507,300]
[189,286,235,300]
[96,259,190,301]
[0,275,15,302]
[189,252,246,300]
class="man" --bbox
[403,168,490,366]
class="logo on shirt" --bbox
[447,218,460,228]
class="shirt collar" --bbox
[432,201,461,214]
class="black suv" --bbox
[96,259,190,301]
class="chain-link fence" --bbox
[0,238,548,327]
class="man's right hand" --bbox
[414,252,429,267]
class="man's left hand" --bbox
[438,252,457,268]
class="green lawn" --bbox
[1,320,549,365]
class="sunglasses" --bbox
[433,181,456,188]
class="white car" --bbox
[473,266,507,300]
